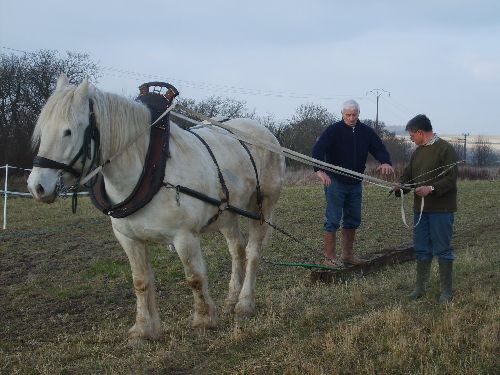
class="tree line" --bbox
[1,50,498,170]
[0,50,100,167]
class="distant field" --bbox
[1,181,499,374]
[397,134,500,152]
[441,134,500,152]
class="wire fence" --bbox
[1,164,88,230]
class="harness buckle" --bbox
[175,185,180,206]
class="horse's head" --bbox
[28,74,99,203]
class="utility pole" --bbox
[462,133,470,163]
[366,88,391,129]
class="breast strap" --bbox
[89,117,171,218]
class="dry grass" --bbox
[0,181,499,374]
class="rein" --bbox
[33,91,459,229]
[174,105,398,189]
[400,161,464,188]
[171,107,462,229]
[79,101,176,187]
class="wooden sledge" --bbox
[310,246,415,283]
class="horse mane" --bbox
[32,83,152,162]
[31,85,80,150]
[90,88,151,162]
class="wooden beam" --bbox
[310,246,415,283]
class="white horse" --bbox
[27,74,285,343]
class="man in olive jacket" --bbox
[397,114,459,303]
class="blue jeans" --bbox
[324,178,362,232]
[413,212,455,262]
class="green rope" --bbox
[262,258,339,270]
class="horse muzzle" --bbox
[27,168,59,203]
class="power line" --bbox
[1,46,29,54]
[0,46,363,102]
[2,45,418,123]
[383,96,413,118]
[0,45,388,107]
[366,88,391,128]
[100,65,365,102]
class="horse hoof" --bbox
[128,324,160,342]
[192,314,218,330]
[234,302,255,319]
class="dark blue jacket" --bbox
[312,120,392,184]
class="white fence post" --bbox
[3,164,8,230]
[1,165,89,229]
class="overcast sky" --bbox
[1,0,499,135]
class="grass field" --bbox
[1,180,499,374]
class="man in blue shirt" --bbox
[312,100,394,266]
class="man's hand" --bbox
[390,184,411,197]
[316,170,332,186]
[415,186,434,197]
[377,163,394,175]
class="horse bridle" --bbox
[32,100,101,209]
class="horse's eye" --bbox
[63,129,72,137]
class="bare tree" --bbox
[362,119,412,165]
[174,96,255,129]
[362,118,392,138]
[178,96,254,118]
[0,50,100,167]
[382,136,412,165]
[450,141,465,162]
[277,103,337,167]
[471,136,496,166]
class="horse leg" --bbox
[173,231,217,329]
[234,213,272,319]
[220,222,247,314]
[113,228,161,343]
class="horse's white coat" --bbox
[28,75,285,342]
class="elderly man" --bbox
[312,100,394,266]
[396,114,458,303]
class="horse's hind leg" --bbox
[220,221,247,314]
[174,231,217,329]
[113,228,161,343]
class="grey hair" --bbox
[341,99,360,114]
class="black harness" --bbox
[33,100,101,212]
[183,123,264,225]
[32,83,264,225]
[33,101,100,178]
[89,114,171,218]
[89,88,173,218]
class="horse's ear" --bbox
[88,81,97,95]
[56,73,69,91]
[74,79,89,107]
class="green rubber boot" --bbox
[408,261,432,300]
[438,260,453,304]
